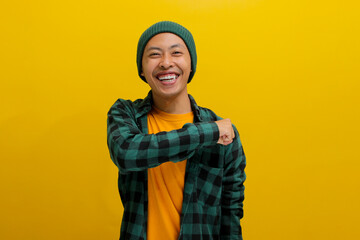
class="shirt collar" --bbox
[136,91,202,121]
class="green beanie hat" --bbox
[136,21,197,83]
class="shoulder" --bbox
[198,106,222,122]
[197,105,241,136]
[197,105,243,147]
[107,98,149,127]
[108,98,144,114]
[197,104,242,142]
[189,94,222,122]
[110,98,143,109]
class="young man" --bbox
[107,21,246,240]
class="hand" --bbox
[215,118,235,146]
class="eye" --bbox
[149,52,160,57]
[173,51,182,55]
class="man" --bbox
[107,21,246,240]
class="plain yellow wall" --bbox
[1,0,359,239]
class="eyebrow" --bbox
[146,47,162,52]
[169,44,185,49]
[145,44,185,52]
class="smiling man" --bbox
[107,21,246,240]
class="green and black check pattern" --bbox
[107,91,246,240]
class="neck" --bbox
[152,92,192,114]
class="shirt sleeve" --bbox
[220,125,246,240]
[107,99,220,174]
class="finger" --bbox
[223,135,231,142]
[223,139,233,145]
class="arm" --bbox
[220,126,246,240]
[107,99,220,174]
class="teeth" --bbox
[158,74,177,81]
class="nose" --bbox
[159,53,173,69]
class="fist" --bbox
[215,118,235,146]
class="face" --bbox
[141,33,192,101]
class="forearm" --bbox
[107,107,219,173]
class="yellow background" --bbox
[1,0,359,239]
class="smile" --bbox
[156,73,179,82]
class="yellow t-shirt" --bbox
[147,106,194,240]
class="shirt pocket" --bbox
[195,163,223,207]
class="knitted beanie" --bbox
[136,21,197,83]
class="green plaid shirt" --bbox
[107,91,246,240]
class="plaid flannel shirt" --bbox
[107,91,246,240]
